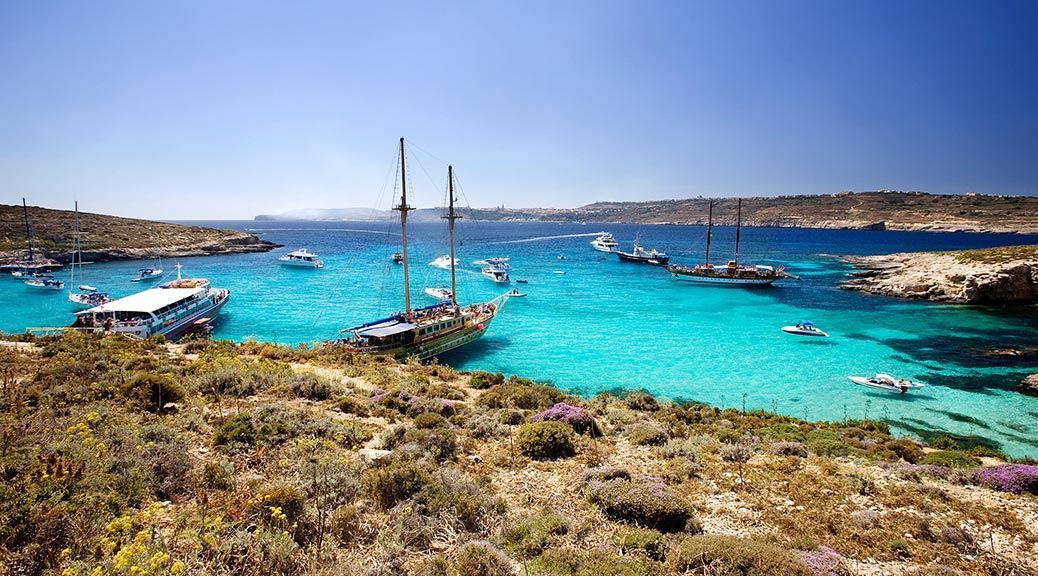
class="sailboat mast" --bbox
[704,200,713,265]
[395,137,413,313]
[21,198,34,262]
[72,201,80,287]
[444,165,461,305]
[734,197,742,267]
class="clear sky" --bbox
[1,0,1036,219]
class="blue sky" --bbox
[1,0,1035,219]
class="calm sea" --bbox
[3,220,1037,456]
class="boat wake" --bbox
[488,232,605,245]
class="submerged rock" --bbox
[1021,374,1038,396]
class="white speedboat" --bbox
[553,270,566,275]
[391,252,404,264]
[69,291,112,309]
[481,265,510,283]
[848,374,924,394]
[132,267,164,282]
[473,257,510,268]
[781,322,829,337]
[279,249,324,269]
[424,286,453,301]
[430,255,459,269]
[590,232,619,252]
[25,275,64,290]
[505,289,527,298]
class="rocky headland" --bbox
[1,203,280,264]
[840,245,1038,304]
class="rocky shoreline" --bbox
[0,231,280,264]
[839,246,1038,304]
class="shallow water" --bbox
[3,221,1037,456]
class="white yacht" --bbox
[424,286,453,301]
[131,266,164,282]
[473,257,510,268]
[72,266,230,340]
[590,232,619,252]
[481,265,510,283]
[430,255,458,269]
[848,374,924,394]
[68,202,112,309]
[279,249,324,268]
[25,276,64,290]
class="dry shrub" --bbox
[667,535,813,575]
[516,421,576,460]
[454,540,513,576]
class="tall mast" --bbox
[394,137,413,313]
[704,200,713,265]
[443,165,461,305]
[734,197,742,266]
[72,201,80,286]
[21,198,34,262]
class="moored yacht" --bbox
[25,275,64,290]
[481,265,510,283]
[336,139,502,360]
[279,248,324,268]
[430,255,458,269]
[1,198,63,275]
[131,265,164,282]
[667,198,792,286]
[68,202,112,308]
[590,232,619,252]
[616,241,669,265]
[71,265,230,340]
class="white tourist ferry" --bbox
[71,265,230,340]
[279,248,324,268]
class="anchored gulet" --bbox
[336,138,501,360]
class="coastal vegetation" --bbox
[257,191,1038,235]
[0,203,278,263]
[1,333,1037,575]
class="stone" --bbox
[1021,374,1038,397]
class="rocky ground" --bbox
[840,246,1038,304]
[1,333,1036,576]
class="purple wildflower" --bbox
[975,464,1038,494]
[798,546,851,576]
[531,402,599,435]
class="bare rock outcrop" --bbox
[840,247,1038,304]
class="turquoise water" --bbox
[3,221,1037,456]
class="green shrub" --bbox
[414,412,448,429]
[612,526,666,560]
[120,372,184,413]
[334,395,369,416]
[413,468,505,533]
[516,421,576,460]
[586,476,698,533]
[213,413,256,447]
[928,435,960,450]
[454,540,513,576]
[401,426,457,462]
[502,511,570,558]
[805,429,859,458]
[624,390,659,412]
[361,460,434,510]
[758,423,806,443]
[289,372,338,401]
[716,428,743,444]
[919,450,980,469]
[203,460,235,490]
[885,438,924,463]
[626,422,669,446]
[667,535,813,575]
[528,548,658,576]
[477,378,567,410]
[468,371,505,390]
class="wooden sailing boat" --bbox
[1,198,64,275]
[666,198,789,285]
[336,138,501,360]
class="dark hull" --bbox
[616,252,669,265]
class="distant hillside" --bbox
[1,203,279,263]
[258,192,1038,234]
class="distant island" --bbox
[257,191,1038,234]
[1,203,280,263]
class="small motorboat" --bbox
[131,267,164,282]
[781,321,829,337]
[616,242,669,265]
[481,265,510,283]
[515,279,529,284]
[10,269,39,279]
[424,286,453,301]
[79,284,97,292]
[430,255,458,269]
[279,249,324,269]
[391,252,404,264]
[552,270,566,275]
[557,255,567,260]
[25,275,64,290]
[505,289,527,298]
[848,374,924,394]
[590,232,619,252]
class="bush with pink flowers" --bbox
[975,464,1038,494]
[531,402,600,435]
